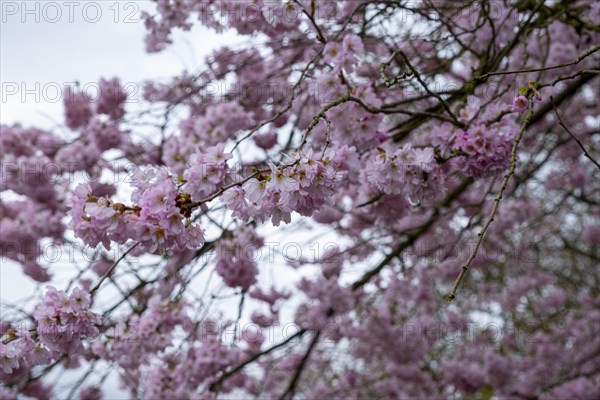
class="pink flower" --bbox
[221,186,247,213]
[323,42,344,64]
[253,131,278,150]
[215,226,262,289]
[268,163,299,193]
[183,145,231,201]
[63,87,92,130]
[343,34,365,56]
[79,386,103,400]
[0,343,20,374]
[33,287,100,354]
[243,178,268,203]
[139,179,177,218]
[96,77,127,120]
[510,95,529,112]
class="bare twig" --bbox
[278,330,321,400]
[209,329,307,393]
[232,291,246,344]
[474,45,600,81]
[447,104,535,302]
[551,96,600,171]
[89,243,139,296]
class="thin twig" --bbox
[232,291,246,344]
[320,114,332,158]
[293,0,327,43]
[209,329,306,393]
[447,104,535,302]
[551,96,600,171]
[474,45,600,81]
[278,330,321,400]
[380,49,412,87]
[395,50,463,128]
[298,94,351,151]
[89,243,139,296]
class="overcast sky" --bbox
[0,1,234,128]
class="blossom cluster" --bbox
[145,337,242,399]
[363,144,444,203]
[33,287,100,354]
[64,78,127,130]
[90,297,191,394]
[1,287,99,381]
[215,226,263,290]
[221,150,342,226]
[183,143,232,201]
[454,123,518,178]
[296,277,354,328]
[323,34,365,72]
[69,169,204,254]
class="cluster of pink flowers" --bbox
[454,123,517,178]
[0,125,66,205]
[54,139,103,173]
[326,92,385,151]
[54,79,129,173]
[144,337,242,399]
[0,124,63,158]
[142,71,196,105]
[323,34,365,72]
[63,78,127,130]
[296,277,354,328]
[221,150,342,226]
[0,334,52,385]
[69,169,204,253]
[0,200,63,280]
[183,144,232,201]
[96,78,127,120]
[363,144,443,203]
[33,287,101,354]
[84,117,126,152]
[91,296,192,393]
[141,0,193,52]
[64,87,93,130]
[215,226,263,290]
[0,97,129,284]
[0,287,99,381]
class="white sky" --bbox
[0,1,236,128]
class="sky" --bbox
[0,1,235,128]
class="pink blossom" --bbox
[253,130,278,149]
[96,77,127,120]
[510,95,529,112]
[63,86,92,130]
